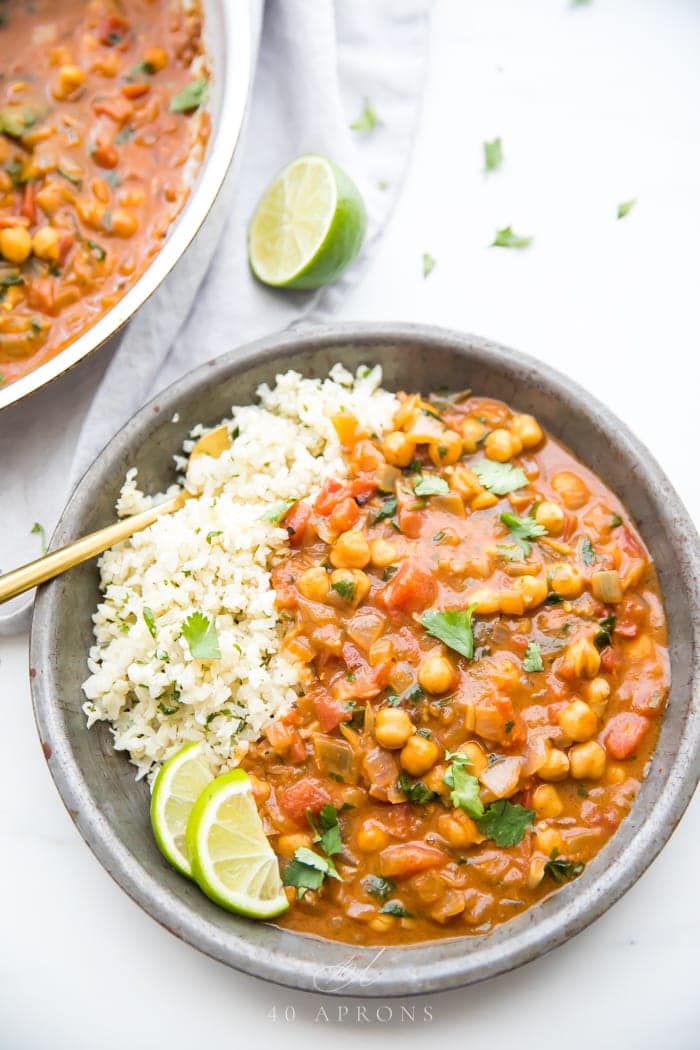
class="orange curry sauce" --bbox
[242,390,669,945]
[0,0,209,386]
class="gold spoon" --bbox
[0,425,231,605]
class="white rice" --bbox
[82,364,398,782]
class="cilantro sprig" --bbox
[443,751,484,818]
[500,511,547,557]
[307,804,343,857]
[544,848,585,883]
[420,604,477,660]
[181,611,221,660]
[282,846,340,899]
[476,799,534,847]
[473,459,528,495]
[413,474,449,498]
[523,640,544,672]
[170,78,209,113]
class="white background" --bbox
[2,0,699,1046]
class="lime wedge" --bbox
[150,741,212,877]
[248,153,366,290]
[186,769,289,919]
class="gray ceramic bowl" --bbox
[30,323,700,996]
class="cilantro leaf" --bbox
[443,751,484,818]
[282,846,340,899]
[523,640,544,672]
[491,226,533,249]
[617,198,636,220]
[350,97,380,133]
[363,875,396,900]
[331,578,356,602]
[170,77,209,113]
[610,513,623,529]
[181,611,221,660]
[206,530,222,544]
[143,607,156,638]
[379,901,413,917]
[473,459,528,495]
[496,543,523,562]
[397,772,437,805]
[413,475,449,498]
[483,137,503,172]
[580,536,596,565]
[420,605,477,660]
[594,614,616,650]
[307,804,343,857]
[373,495,397,524]
[500,511,547,557]
[544,848,585,883]
[260,500,295,523]
[422,252,436,278]
[30,520,47,554]
[476,799,534,846]
[87,239,106,261]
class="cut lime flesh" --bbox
[248,153,366,290]
[186,769,288,919]
[150,741,212,878]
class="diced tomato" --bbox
[314,690,348,733]
[621,527,645,559]
[315,478,345,515]
[379,842,447,879]
[93,95,134,124]
[349,439,384,474]
[270,563,298,608]
[315,477,376,515]
[613,595,647,639]
[380,559,436,613]
[329,497,359,533]
[264,720,297,755]
[600,646,621,674]
[58,234,75,266]
[277,778,332,824]
[21,182,36,224]
[474,694,526,747]
[603,712,651,759]
[27,278,56,315]
[581,800,620,832]
[283,501,311,547]
[396,487,422,538]
[382,803,412,839]
[288,733,307,764]
[99,15,130,46]
[332,658,391,702]
[562,514,577,543]
[547,700,569,724]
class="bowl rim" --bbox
[0,0,255,413]
[30,322,700,996]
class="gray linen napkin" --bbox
[0,0,430,633]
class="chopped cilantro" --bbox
[307,804,343,857]
[594,614,616,650]
[413,474,449,497]
[0,272,23,302]
[496,543,523,562]
[523,640,544,672]
[363,875,395,900]
[382,565,398,581]
[544,848,585,882]
[491,226,533,249]
[580,536,596,565]
[115,126,134,145]
[350,97,380,133]
[422,252,436,278]
[397,772,437,805]
[500,511,547,557]
[158,702,179,716]
[331,578,356,602]
[483,136,503,172]
[476,799,534,846]
[373,495,397,524]
[443,751,484,818]
[30,520,47,554]
[610,513,623,528]
[181,611,221,660]
[87,239,106,261]
[156,649,170,663]
[205,530,222,544]
[142,607,156,637]
[170,78,209,113]
[379,901,413,917]
[420,605,477,660]
[283,846,340,899]
[617,198,636,220]
[473,459,528,495]
[261,500,294,523]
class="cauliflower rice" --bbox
[82,365,398,781]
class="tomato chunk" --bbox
[329,497,360,533]
[380,559,437,613]
[379,842,447,879]
[278,778,332,824]
[314,690,349,733]
[283,501,311,547]
[603,712,651,759]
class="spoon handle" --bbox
[0,493,185,605]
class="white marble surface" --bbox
[2,0,699,1046]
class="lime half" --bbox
[150,741,213,877]
[248,153,366,290]
[186,769,289,919]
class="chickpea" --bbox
[513,574,548,609]
[527,855,547,890]
[369,914,395,933]
[460,417,487,453]
[53,63,86,100]
[511,413,543,449]
[32,226,60,261]
[374,707,414,750]
[569,740,607,780]
[330,568,371,604]
[551,471,589,510]
[429,430,462,467]
[277,832,313,857]
[437,810,482,848]
[591,569,623,604]
[248,774,271,803]
[418,652,456,694]
[499,589,525,615]
[459,741,488,776]
[110,208,139,238]
[547,562,584,599]
[468,587,501,614]
[297,566,330,603]
[535,824,565,856]
[559,699,598,742]
[423,763,449,796]
[383,431,416,467]
[534,500,565,536]
[605,764,627,786]
[356,820,389,852]
[585,676,611,717]
[484,428,520,463]
[564,637,601,680]
[143,46,169,72]
[532,784,564,819]
[400,734,440,777]
[330,530,371,569]
[370,538,398,568]
[0,226,32,264]
[471,491,499,510]
[538,746,570,781]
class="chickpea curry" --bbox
[241,387,669,945]
[0,0,209,387]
